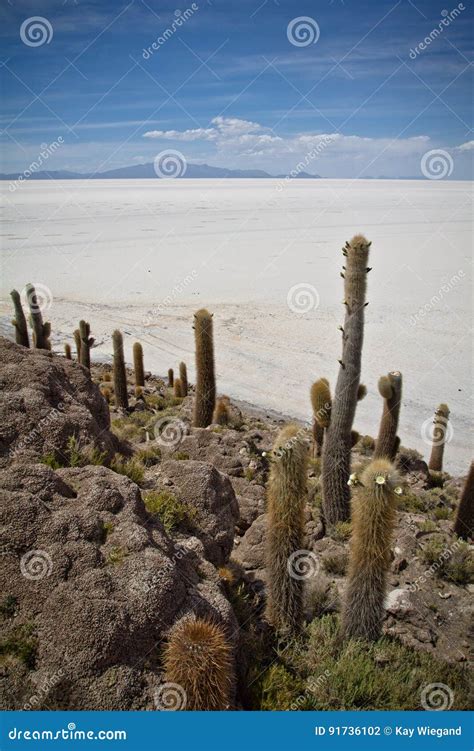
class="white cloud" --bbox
[456,140,474,151]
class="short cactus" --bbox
[25,283,50,349]
[179,361,188,396]
[133,342,145,387]
[374,371,402,460]
[266,424,308,634]
[163,618,233,710]
[73,329,81,360]
[428,404,450,472]
[79,320,94,370]
[322,235,371,525]
[168,368,174,388]
[174,378,183,397]
[310,378,331,456]
[10,289,30,347]
[64,343,72,360]
[193,308,216,428]
[112,329,129,410]
[453,461,473,541]
[341,458,401,641]
[213,397,229,425]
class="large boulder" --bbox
[0,337,118,464]
[0,463,236,710]
[156,460,239,566]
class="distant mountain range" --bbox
[0,162,320,181]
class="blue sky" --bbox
[1,0,472,177]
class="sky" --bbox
[1,0,473,178]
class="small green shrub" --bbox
[257,664,306,711]
[110,456,145,485]
[106,546,128,565]
[0,595,18,619]
[322,552,348,576]
[331,521,352,542]
[135,445,161,467]
[420,537,474,585]
[171,451,190,461]
[40,453,63,470]
[0,623,36,668]
[143,490,195,533]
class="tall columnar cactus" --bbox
[310,378,331,457]
[112,329,129,410]
[10,289,30,347]
[64,343,72,360]
[179,361,188,396]
[193,308,216,428]
[341,458,401,641]
[322,235,371,525]
[168,368,174,388]
[428,404,450,472]
[26,283,50,349]
[73,329,81,361]
[79,320,94,370]
[453,461,473,540]
[163,618,233,710]
[374,371,402,460]
[266,424,308,634]
[174,378,183,398]
[133,342,145,387]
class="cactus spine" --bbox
[168,368,174,388]
[164,618,233,710]
[73,329,81,360]
[133,342,145,387]
[266,424,308,634]
[310,378,331,457]
[322,235,371,525]
[428,404,450,472]
[179,361,188,396]
[10,289,30,347]
[453,461,474,540]
[78,320,94,370]
[174,378,183,398]
[374,371,402,460]
[26,283,50,349]
[193,308,216,428]
[64,343,72,360]
[112,330,129,410]
[341,458,400,641]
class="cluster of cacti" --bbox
[112,329,129,410]
[25,283,51,349]
[79,320,94,370]
[163,618,233,710]
[193,308,216,428]
[266,424,308,634]
[133,342,145,387]
[453,461,473,540]
[310,378,331,456]
[179,361,188,396]
[341,458,401,641]
[321,235,371,526]
[374,371,402,460]
[428,403,450,472]
[10,289,30,347]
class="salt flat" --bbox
[1,178,472,473]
